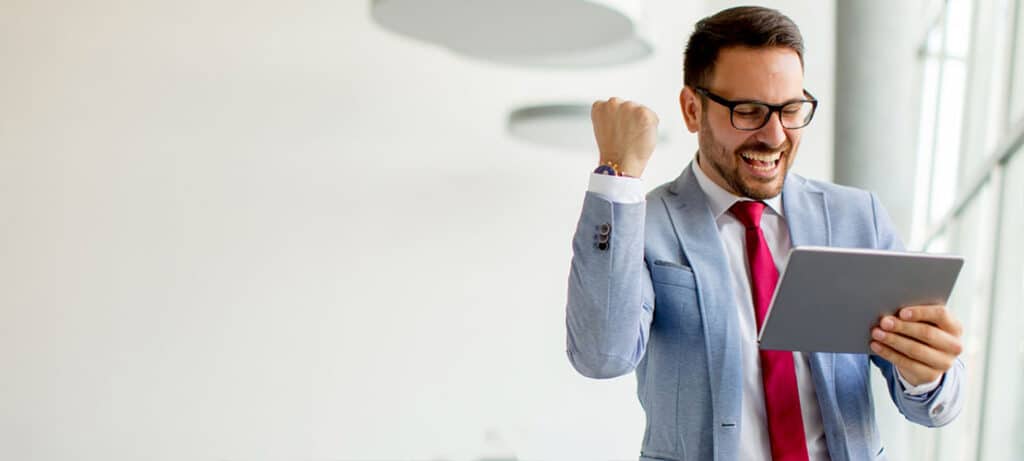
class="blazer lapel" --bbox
[661,163,743,452]
[782,175,850,460]
[781,174,830,248]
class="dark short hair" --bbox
[683,6,804,89]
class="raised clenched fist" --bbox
[591,97,659,178]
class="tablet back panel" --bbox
[758,246,964,354]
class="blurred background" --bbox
[1,0,1022,459]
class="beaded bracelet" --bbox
[594,161,633,177]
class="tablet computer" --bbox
[757,246,964,354]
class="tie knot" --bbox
[730,200,767,229]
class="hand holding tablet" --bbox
[870,303,964,386]
[757,246,964,356]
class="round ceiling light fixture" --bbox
[371,0,653,68]
[508,104,597,152]
[508,103,669,152]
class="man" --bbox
[565,6,965,461]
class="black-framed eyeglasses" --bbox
[694,87,818,131]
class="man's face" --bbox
[681,46,806,199]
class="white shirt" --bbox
[587,159,940,460]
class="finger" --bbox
[879,316,963,356]
[872,327,955,372]
[869,341,942,384]
[899,305,962,336]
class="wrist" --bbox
[618,160,644,178]
[594,160,636,178]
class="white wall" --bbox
[0,1,833,460]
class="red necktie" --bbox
[730,201,809,461]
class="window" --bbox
[1011,0,1024,123]
[975,147,1024,459]
[905,0,1024,459]
[911,0,973,244]
[930,0,970,225]
[934,179,998,460]
[959,0,1016,180]
[912,26,944,245]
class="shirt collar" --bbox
[691,153,785,219]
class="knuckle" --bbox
[892,336,909,354]
[639,108,656,123]
[909,343,927,359]
[920,326,936,343]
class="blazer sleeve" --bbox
[867,191,965,427]
[565,191,655,379]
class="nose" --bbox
[755,111,787,148]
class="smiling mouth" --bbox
[740,151,783,172]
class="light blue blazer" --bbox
[566,163,964,461]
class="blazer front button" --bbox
[931,403,945,416]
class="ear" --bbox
[680,87,701,133]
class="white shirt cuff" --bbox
[896,369,942,396]
[588,173,645,203]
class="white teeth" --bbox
[741,151,782,162]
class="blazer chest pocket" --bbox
[650,260,696,290]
